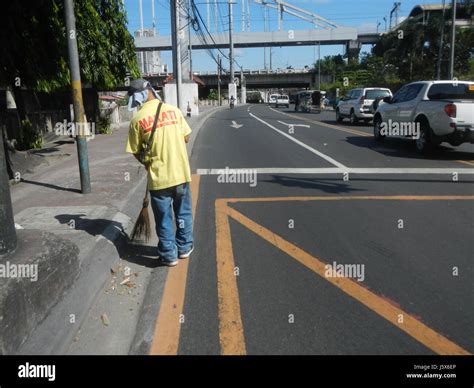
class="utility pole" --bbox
[437,0,447,80]
[270,48,273,70]
[229,0,234,82]
[278,2,282,31]
[214,0,218,32]
[171,0,183,109]
[0,129,16,256]
[139,0,145,73]
[241,67,246,103]
[242,0,245,31]
[448,0,457,80]
[218,54,222,106]
[64,0,91,194]
[318,41,321,91]
[188,0,193,80]
[247,0,251,30]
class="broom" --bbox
[129,102,163,243]
[130,182,151,242]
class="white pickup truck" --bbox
[373,80,474,153]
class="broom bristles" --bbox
[130,194,151,242]
[130,208,151,242]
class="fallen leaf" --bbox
[101,313,110,326]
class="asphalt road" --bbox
[154,103,474,355]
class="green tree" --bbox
[0,0,139,121]
[373,3,474,82]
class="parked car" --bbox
[275,95,290,108]
[336,87,392,125]
[373,80,474,153]
[268,94,279,104]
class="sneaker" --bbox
[158,257,178,267]
[179,246,194,259]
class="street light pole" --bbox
[218,54,222,106]
[318,41,321,91]
[229,0,234,82]
[64,0,91,194]
[436,0,447,80]
[188,0,193,80]
[0,129,16,256]
[448,0,457,80]
[171,0,183,109]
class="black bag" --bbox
[138,102,163,167]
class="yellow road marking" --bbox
[457,160,474,167]
[215,199,247,355]
[222,200,470,355]
[268,107,372,137]
[149,175,200,355]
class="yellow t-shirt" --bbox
[125,99,192,191]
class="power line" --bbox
[190,0,242,69]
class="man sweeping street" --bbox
[125,79,194,267]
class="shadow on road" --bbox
[345,136,474,161]
[54,214,169,269]
[262,175,366,194]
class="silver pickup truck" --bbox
[373,80,474,153]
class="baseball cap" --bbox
[127,79,161,111]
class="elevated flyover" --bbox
[134,28,375,51]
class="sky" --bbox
[124,0,436,72]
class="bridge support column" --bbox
[228,83,238,105]
[345,40,362,62]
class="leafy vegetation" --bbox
[315,2,473,96]
[19,120,43,150]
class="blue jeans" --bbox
[150,183,193,262]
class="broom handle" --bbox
[142,164,150,207]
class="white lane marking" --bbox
[249,112,348,170]
[230,120,243,129]
[196,167,474,175]
[277,120,310,128]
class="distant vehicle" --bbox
[247,91,264,103]
[275,95,290,108]
[268,94,279,104]
[374,80,474,153]
[294,91,314,112]
[336,87,392,125]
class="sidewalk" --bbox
[2,104,224,354]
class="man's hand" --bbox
[184,135,190,143]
